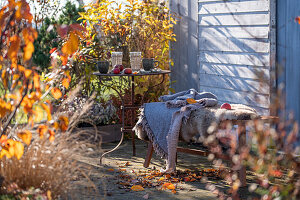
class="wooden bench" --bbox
[143,116,278,187]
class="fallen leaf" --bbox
[162,182,175,190]
[184,177,191,182]
[108,168,114,172]
[171,178,180,183]
[187,98,197,104]
[131,185,144,191]
[125,161,130,166]
[171,189,176,194]
[158,177,165,182]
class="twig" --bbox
[1,80,29,137]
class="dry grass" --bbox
[0,90,101,198]
[0,131,99,198]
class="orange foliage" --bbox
[0,0,85,159]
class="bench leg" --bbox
[144,141,154,168]
[238,122,247,187]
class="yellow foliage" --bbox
[62,31,79,55]
[37,125,48,139]
[14,141,24,160]
[0,139,24,160]
[51,87,62,99]
[8,35,21,62]
[131,185,144,191]
[0,98,13,117]
[18,130,32,145]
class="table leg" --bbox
[131,76,136,156]
[100,131,124,165]
[144,141,154,168]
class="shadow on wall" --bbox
[171,0,272,115]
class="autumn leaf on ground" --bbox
[162,182,175,190]
[165,174,171,179]
[158,177,165,182]
[108,168,115,172]
[184,177,191,182]
[131,185,144,191]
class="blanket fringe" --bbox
[133,108,168,158]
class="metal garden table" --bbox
[93,70,171,164]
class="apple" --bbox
[124,68,132,74]
[114,64,124,71]
[113,68,120,74]
[220,103,231,110]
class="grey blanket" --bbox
[134,89,218,171]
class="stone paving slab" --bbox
[74,139,235,200]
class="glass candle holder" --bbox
[111,52,123,68]
[129,52,142,71]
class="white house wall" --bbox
[198,0,272,115]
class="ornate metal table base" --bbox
[93,70,171,164]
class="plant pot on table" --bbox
[97,61,110,74]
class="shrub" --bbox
[78,0,177,102]
[33,1,84,71]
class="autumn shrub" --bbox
[0,0,99,198]
[201,91,300,199]
[32,1,85,71]
[78,0,177,103]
